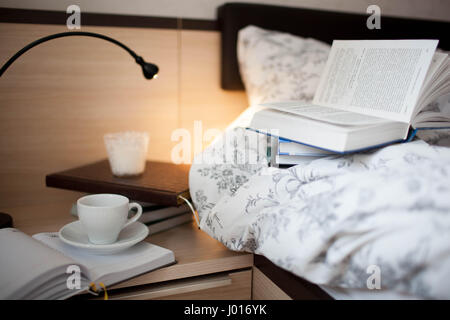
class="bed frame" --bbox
[218,2,450,90]
[217,2,450,299]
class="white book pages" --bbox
[313,39,438,123]
[262,101,389,126]
[414,53,450,120]
[0,228,82,299]
[33,232,174,287]
[139,204,189,224]
[279,140,334,156]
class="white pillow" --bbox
[237,25,331,106]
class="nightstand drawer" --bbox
[104,269,251,300]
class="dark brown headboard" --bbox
[218,2,450,90]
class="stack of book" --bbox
[137,203,192,235]
[50,160,194,234]
[250,39,450,166]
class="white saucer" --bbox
[58,221,149,255]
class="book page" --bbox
[262,101,390,126]
[34,232,175,286]
[0,228,79,299]
[413,53,450,119]
[313,40,438,123]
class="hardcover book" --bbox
[46,160,190,206]
[249,40,450,153]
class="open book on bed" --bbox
[249,40,450,153]
[0,228,175,300]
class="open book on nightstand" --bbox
[0,228,175,300]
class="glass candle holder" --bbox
[104,131,149,177]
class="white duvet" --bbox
[189,123,450,299]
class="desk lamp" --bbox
[0,31,159,228]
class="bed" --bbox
[189,3,450,299]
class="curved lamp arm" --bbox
[0,31,159,79]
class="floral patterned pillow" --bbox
[237,25,330,106]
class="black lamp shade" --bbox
[141,62,159,79]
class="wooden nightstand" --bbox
[3,200,253,300]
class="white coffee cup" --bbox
[77,194,142,245]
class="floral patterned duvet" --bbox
[189,124,450,299]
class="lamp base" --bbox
[0,212,13,229]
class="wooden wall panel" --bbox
[179,30,248,156]
[0,23,247,209]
